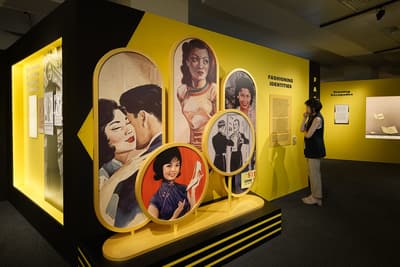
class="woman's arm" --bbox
[99,172,127,220]
[187,189,196,209]
[148,204,159,218]
[304,117,321,138]
[177,84,187,103]
[210,84,217,115]
[300,113,308,132]
[170,200,185,220]
[99,156,144,219]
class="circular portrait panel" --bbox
[223,69,257,196]
[203,110,255,177]
[136,143,209,225]
[172,38,219,150]
[94,48,165,233]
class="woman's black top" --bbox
[304,113,326,159]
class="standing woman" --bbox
[177,39,217,150]
[300,98,326,206]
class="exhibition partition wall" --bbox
[0,50,10,201]
[4,0,146,262]
[120,13,310,201]
[321,78,400,164]
[3,0,311,265]
[12,38,64,223]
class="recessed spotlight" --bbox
[376,8,385,21]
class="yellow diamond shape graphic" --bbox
[78,108,94,160]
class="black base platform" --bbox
[77,196,281,267]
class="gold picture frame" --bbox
[221,68,257,196]
[93,47,166,233]
[135,143,209,225]
[169,37,219,151]
[202,109,255,177]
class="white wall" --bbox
[111,0,188,23]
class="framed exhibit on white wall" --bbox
[366,96,400,140]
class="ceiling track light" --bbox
[376,8,385,21]
[320,0,398,28]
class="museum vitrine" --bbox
[12,38,63,224]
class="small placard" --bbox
[334,104,349,124]
[241,170,255,189]
[28,95,38,138]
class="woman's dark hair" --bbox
[305,98,323,113]
[153,147,182,181]
[98,99,127,167]
[234,77,255,107]
[180,38,217,86]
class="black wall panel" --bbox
[309,61,321,99]
[4,0,144,263]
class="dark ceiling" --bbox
[1,0,399,81]
[0,0,62,49]
[190,0,400,81]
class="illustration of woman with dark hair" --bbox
[177,38,217,150]
[98,99,138,189]
[234,77,256,127]
[148,147,203,220]
[98,99,147,226]
[45,63,60,92]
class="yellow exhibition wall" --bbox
[126,13,310,200]
[321,78,400,164]
[12,38,63,224]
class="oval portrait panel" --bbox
[203,110,255,179]
[93,48,165,232]
[172,38,219,151]
[222,69,257,196]
[136,143,209,225]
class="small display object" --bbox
[28,95,38,138]
[334,104,349,124]
[172,38,219,150]
[366,96,400,140]
[38,97,44,133]
[270,95,292,146]
[12,38,63,223]
[93,48,165,232]
[222,69,256,195]
[44,91,54,135]
[136,144,208,224]
[202,110,255,178]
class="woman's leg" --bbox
[308,158,322,199]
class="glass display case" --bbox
[12,38,63,224]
